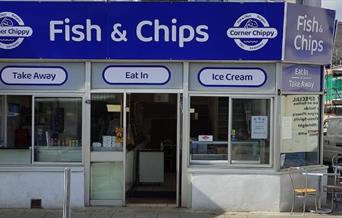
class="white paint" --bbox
[191,171,325,212]
[103,66,170,85]
[1,66,67,85]
[0,169,84,208]
[191,174,280,211]
[90,151,123,162]
[198,68,266,87]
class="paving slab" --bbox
[2,207,342,218]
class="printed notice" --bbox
[251,116,268,139]
[281,95,320,153]
[281,116,293,139]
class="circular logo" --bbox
[0,12,33,49]
[227,13,278,51]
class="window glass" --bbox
[34,97,82,162]
[190,97,228,162]
[327,119,342,136]
[231,99,270,164]
[91,93,123,151]
[90,162,123,200]
[280,95,320,168]
[0,96,32,164]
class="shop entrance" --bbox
[125,93,179,205]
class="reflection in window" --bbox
[231,99,270,164]
[91,94,123,151]
[34,97,82,162]
[0,95,32,164]
[190,97,228,161]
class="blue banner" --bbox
[284,4,335,65]
[0,2,284,60]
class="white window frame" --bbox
[32,93,85,165]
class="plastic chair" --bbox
[288,167,318,215]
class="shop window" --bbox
[0,95,32,164]
[34,97,82,162]
[231,99,270,165]
[190,97,228,162]
[90,93,123,151]
[280,95,320,168]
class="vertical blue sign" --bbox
[284,4,335,65]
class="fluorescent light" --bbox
[106,104,121,112]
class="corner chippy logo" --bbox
[0,12,33,49]
[227,13,278,51]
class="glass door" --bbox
[90,93,125,205]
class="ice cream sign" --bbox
[198,67,267,87]
[0,66,68,85]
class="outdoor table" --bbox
[302,172,339,214]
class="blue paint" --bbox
[0,2,284,60]
[284,4,336,65]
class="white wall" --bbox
[191,174,281,211]
[191,170,325,212]
[0,168,84,208]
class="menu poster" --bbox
[251,116,268,139]
[281,95,320,153]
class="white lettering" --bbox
[86,19,101,42]
[179,25,194,48]
[135,19,209,48]
[136,20,153,42]
[49,20,64,41]
[71,25,85,42]
[49,18,101,42]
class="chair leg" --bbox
[331,191,335,212]
[315,194,318,212]
[291,192,295,215]
[303,194,307,215]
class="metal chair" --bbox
[325,155,342,211]
[288,167,318,215]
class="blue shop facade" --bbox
[0,1,336,211]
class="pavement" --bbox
[2,206,342,218]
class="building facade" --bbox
[0,0,334,211]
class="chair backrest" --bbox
[332,155,342,170]
[288,166,308,191]
[332,155,342,185]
